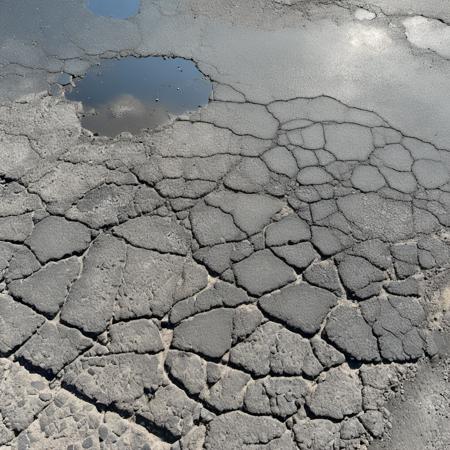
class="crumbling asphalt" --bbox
[0,1,450,449]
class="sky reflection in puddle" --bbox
[86,0,140,19]
[65,56,212,137]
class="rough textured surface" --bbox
[0,1,450,448]
[16,322,92,375]
[25,216,91,263]
[306,366,363,419]
[259,283,337,335]
[0,294,45,354]
[172,308,234,358]
[60,234,127,335]
[233,250,296,296]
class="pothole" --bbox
[64,56,212,137]
[86,0,140,19]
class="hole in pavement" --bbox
[64,56,212,137]
[86,0,140,19]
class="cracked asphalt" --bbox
[1,1,450,449]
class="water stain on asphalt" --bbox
[65,56,212,137]
[86,0,140,19]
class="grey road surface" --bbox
[0,1,449,449]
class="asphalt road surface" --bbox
[0,1,449,449]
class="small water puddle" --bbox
[86,0,140,19]
[65,56,212,137]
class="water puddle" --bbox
[65,56,212,137]
[86,0,140,19]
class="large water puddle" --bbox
[65,56,212,137]
[86,0,140,19]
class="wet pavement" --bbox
[0,1,450,449]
